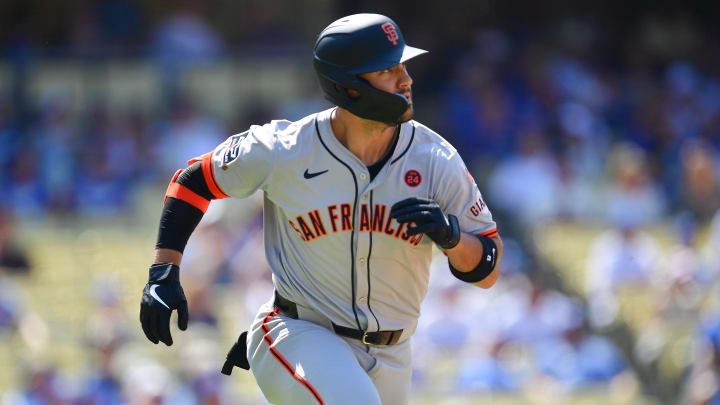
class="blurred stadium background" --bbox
[1,1,720,404]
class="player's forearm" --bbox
[446,232,485,270]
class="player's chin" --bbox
[394,105,414,124]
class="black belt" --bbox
[274,290,300,319]
[274,291,403,346]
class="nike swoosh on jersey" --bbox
[150,284,170,309]
[303,169,328,179]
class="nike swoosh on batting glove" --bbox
[390,197,461,250]
[140,263,189,346]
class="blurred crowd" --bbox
[1,1,720,404]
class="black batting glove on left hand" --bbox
[390,197,461,250]
[140,263,189,346]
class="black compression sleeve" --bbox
[155,197,205,253]
[177,162,214,200]
[155,163,217,253]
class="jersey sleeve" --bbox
[431,148,497,238]
[209,123,277,199]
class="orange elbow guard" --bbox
[164,170,211,213]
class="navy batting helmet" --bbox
[313,14,428,123]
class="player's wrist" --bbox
[154,248,182,267]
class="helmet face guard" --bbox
[313,14,428,123]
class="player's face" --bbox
[359,63,414,123]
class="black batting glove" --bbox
[140,263,189,346]
[390,197,461,250]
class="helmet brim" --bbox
[348,45,429,74]
[400,45,428,63]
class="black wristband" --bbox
[449,234,497,283]
[155,197,205,253]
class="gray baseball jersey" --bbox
[210,107,496,337]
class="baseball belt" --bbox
[274,291,403,346]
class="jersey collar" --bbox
[316,108,414,170]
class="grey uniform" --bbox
[212,108,497,404]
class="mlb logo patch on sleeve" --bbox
[221,132,249,167]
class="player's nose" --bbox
[398,64,413,91]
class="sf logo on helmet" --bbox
[382,22,398,45]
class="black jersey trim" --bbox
[390,122,416,165]
[366,191,380,332]
[314,117,362,332]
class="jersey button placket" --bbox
[353,169,371,324]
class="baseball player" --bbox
[140,13,502,405]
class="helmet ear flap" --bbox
[316,69,408,123]
[316,70,357,108]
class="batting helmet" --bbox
[313,14,428,123]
